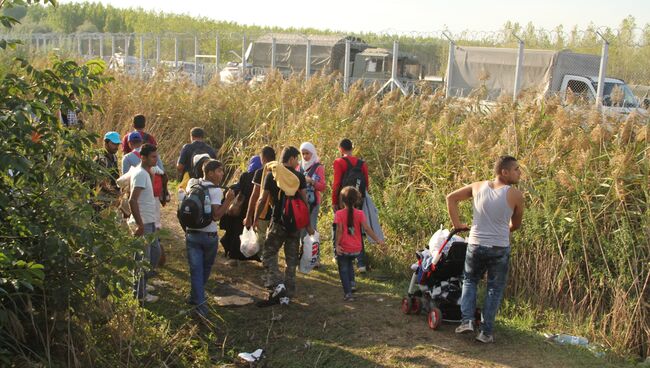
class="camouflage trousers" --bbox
[263,221,300,297]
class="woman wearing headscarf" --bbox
[299,142,327,264]
[220,156,263,261]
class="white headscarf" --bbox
[300,142,319,172]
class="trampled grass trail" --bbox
[147,196,632,368]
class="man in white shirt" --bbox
[128,144,162,303]
[184,159,233,317]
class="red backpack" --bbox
[281,194,310,232]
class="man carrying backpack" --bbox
[121,114,157,154]
[178,159,234,317]
[254,147,314,306]
[331,138,369,272]
[176,127,217,181]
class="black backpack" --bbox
[189,144,213,179]
[340,157,367,197]
[177,183,216,229]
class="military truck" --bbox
[245,33,435,91]
[447,46,646,115]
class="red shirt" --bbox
[121,130,157,154]
[331,155,369,207]
[335,208,366,254]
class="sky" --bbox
[61,0,648,34]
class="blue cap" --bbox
[128,131,143,142]
[104,131,121,144]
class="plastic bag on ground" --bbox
[240,227,259,258]
[299,231,320,274]
[238,348,264,363]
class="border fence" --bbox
[2,28,649,109]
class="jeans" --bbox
[186,231,219,315]
[336,254,358,295]
[134,223,161,299]
[460,244,511,335]
[332,222,366,268]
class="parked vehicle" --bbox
[244,33,436,90]
[447,46,647,115]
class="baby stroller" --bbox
[400,229,480,330]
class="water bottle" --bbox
[204,193,211,214]
[177,188,185,202]
[552,334,588,346]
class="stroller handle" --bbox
[448,227,469,239]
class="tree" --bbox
[0,1,140,365]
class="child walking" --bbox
[335,186,385,301]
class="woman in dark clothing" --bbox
[220,156,263,260]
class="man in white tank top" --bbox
[446,156,524,343]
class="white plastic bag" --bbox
[299,231,320,274]
[240,227,259,258]
[428,226,464,263]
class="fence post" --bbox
[444,34,455,98]
[271,37,276,70]
[194,35,199,85]
[124,35,129,57]
[174,36,179,68]
[305,39,311,80]
[390,40,399,92]
[241,34,246,78]
[88,36,92,57]
[343,39,350,93]
[99,34,104,60]
[156,36,161,65]
[139,35,145,78]
[595,32,609,108]
[215,34,220,72]
[111,35,115,56]
[77,35,82,55]
[513,35,524,102]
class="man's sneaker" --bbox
[350,282,357,292]
[256,284,287,308]
[343,293,355,301]
[142,294,159,303]
[358,266,367,273]
[279,297,290,306]
[146,284,156,292]
[476,331,495,343]
[455,320,475,334]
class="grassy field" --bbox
[87,71,648,359]
[129,196,636,367]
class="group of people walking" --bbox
[93,115,525,343]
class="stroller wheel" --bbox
[401,297,412,315]
[427,307,442,330]
[411,297,422,314]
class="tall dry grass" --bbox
[88,71,649,358]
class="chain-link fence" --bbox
[4,29,649,110]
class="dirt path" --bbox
[149,197,624,368]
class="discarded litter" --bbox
[545,333,607,358]
[213,295,254,306]
[377,298,384,302]
[271,313,283,322]
[238,348,264,363]
[545,333,588,346]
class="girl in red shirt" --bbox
[335,186,385,301]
